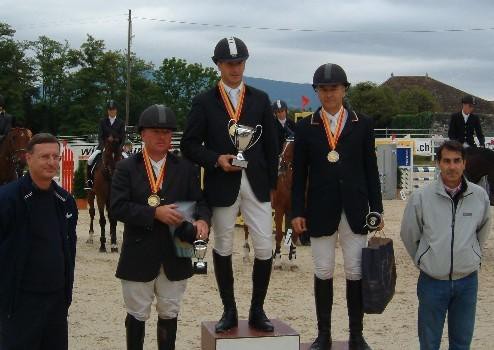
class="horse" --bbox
[464,146,494,205]
[0,127,32,185]
[272,139,297,269]
[87,136,122,252]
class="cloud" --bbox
[3,0,494,99]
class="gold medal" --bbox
[147,194,161,207]
[327,150,339,163]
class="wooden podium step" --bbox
[201,319,299,350]
[300,341,349,349]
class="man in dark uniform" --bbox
[448,95,485,148]
[0,133,78,350]
[272,99,296,155]
[0,94,16,144]
[111,104,211,350]
[86,100,126,189]
[291,63,384,350]
[180,37,278,333]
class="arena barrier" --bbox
[399,165,438,200]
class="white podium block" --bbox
[201,319,299,350]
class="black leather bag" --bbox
[361,235,397,314]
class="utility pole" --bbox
[125,9,132,128]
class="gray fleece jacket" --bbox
[400,175,491,280]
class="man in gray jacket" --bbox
[400,140,491,350]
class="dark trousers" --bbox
[0,289,68,350]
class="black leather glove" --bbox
[174,221,197,245]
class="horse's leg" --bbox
[97,195,107,253]
[107,198,118,253]
[273,209,283,270]
[242,225,250,263]
[87,191,96,244]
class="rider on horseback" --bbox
[448,95,485,148]
[85,100,125,189]
[272,99,296,155]
[0,94,16,144]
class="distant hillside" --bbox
[244,76,318,110]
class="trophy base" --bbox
[193,262,207,275]
[231,158,248,168]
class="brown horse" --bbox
[464,146,494,205]
[87,136,122,252]
[0,127,32,185]
[272,139,297,269]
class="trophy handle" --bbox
[246,124,263,151]
[227,119,237,147]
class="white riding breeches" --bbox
[121,267,187,321]
[311,212,368,281]
[212,170,273,260]
[87,149,101,165]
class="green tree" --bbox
[397,86,438,114]
[154,57,219,129]
[0,22,36,124]
[347,82,398,128]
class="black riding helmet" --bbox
[107,100,118,110]
[138,104,177,132]
[312,63,350,90]
[272,99,288,112]
[212,37,249,64]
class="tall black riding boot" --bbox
[157,317,177,350]
[248,257,274,332]
[346,279,371,350]
[213,250,238,333]
[310,276,333,350]
[125,314,145,350]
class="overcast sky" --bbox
[4,0,494,100]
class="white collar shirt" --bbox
[222,81,244,109]
[149,155,167,189]
[321,107,348,134]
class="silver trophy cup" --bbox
[193,240,208,274]
[228,120,262,168]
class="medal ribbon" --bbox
[320,107,345,151]
[218,82,246,122]
[142,147,167,194]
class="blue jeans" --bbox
[417,271,478,350]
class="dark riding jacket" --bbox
[292,107,383,237]
[111,152,211,282]
[448,111,485,147]
[0,111,15,143]
[97,117,125,150]
[0,174,78,318]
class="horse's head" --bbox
[5,127,32,166]
[278,139,294,175]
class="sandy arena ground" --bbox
[68,200,494,349]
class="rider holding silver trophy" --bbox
[181,37,278,334]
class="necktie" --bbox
[229,89,238,109]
